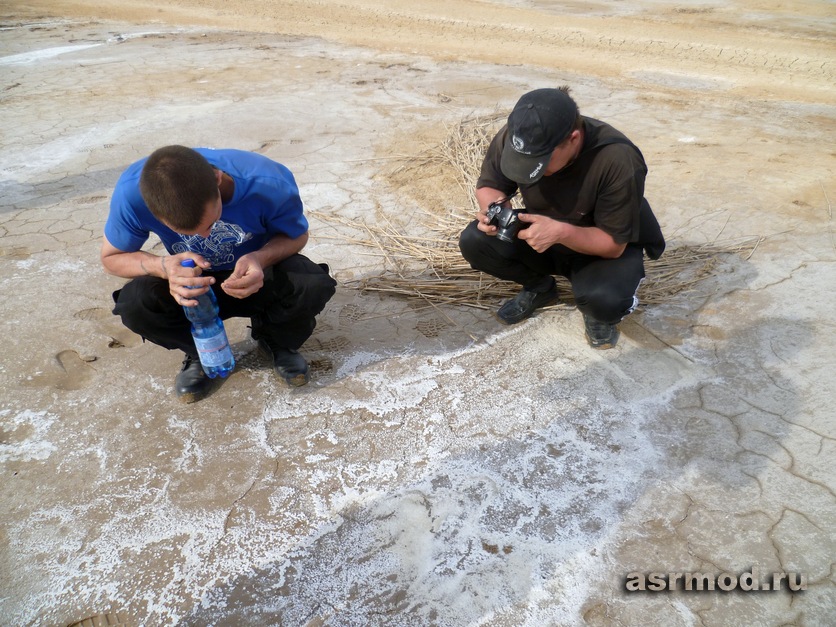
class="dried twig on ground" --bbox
[314,211,759,308]
[316,112,760,309]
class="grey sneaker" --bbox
[496,280,559,325]
[583,313,619,349]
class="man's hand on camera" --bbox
[517,213,563,252]
[476,201,502,236]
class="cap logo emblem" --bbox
[512,134,527,153]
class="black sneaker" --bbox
[583,313,619,349]
[175,354,210,403]
[496,280,559,325]
[257,339,310,387]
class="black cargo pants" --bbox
[112,254,337,356]
[458,220,644,324]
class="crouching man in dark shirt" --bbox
[459,87,665,349]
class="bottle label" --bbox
[194,331,234,367]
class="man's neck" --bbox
[218,171,235,202]
[565,126,585,169]
[575,125,586,157]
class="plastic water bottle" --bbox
[180,259,235,378]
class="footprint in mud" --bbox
[239,341,336,374]
[314,317,335,333]
[105,329,141,348]
[338,303,363,328]
[310,335,351,352]
[24,349,97,391]
[73,307,111,322]
[309,358,334,374]
[69,195,108,205]
[74,307,142,348]
[233,347,263,371]
[415,318,449,338]
[257,139,280,152]
[0,246,31,260]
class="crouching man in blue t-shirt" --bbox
[102,145,337,402]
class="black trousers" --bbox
[459,220,645,324]
[112,254,337,355]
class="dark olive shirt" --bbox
[477,116,664,257]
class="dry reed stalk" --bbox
[314,112,760,309]
[313,210,758,308]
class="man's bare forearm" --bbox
[101,249,171,279]
[245,232,308,269]
[554,223,627,258]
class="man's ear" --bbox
[214,168,223,187]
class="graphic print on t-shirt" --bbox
[170,220,253,267]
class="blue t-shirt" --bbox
[105,148,308,271]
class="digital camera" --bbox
[486,202,523,243]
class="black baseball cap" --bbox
[500,88,579,184]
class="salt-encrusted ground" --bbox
[1,2,834,624]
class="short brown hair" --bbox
[139,145,219,231]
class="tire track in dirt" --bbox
[11,0,835,101]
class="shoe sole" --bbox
[175,380,211,404]
[177,390,200,404]
[585,330,619,350]
[285,372,310,387]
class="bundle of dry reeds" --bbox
[316,112,759,309]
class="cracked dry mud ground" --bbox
[1,1,834,625]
